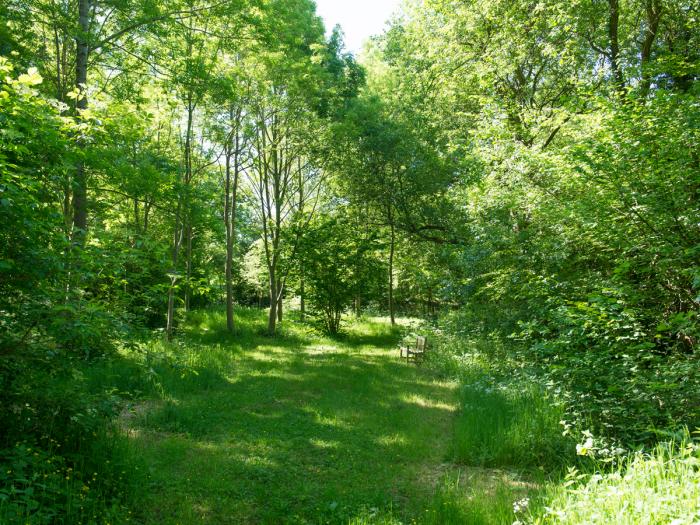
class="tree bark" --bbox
[224,123,240,333]
[267,271,277,335]
[298,159,305,322]
[607,0,625,93]
[185,221,193,312]
[72,0,90,240]
[225,183,235,331]
[300,268,305,321]
[389,221,396,325]
[639,0,662,99]
[183,91,194,314]
[277,279,283,323]
[166,208,183,340]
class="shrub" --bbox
[519,290,700,443]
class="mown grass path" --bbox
[122,311,458,524]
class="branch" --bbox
[94,0,235,51]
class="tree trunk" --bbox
[133,199,141,234]
[185,222,193,312]
[224,148,235,332]
[267,274,277,335]
[389,221,396,325]
[166,286,176,339]
[225,111,241,333]
[608,0,625,93]
[277,279,283,323]
[72,0,90,240]
[297,159,305,322]
[639,0,662,99]
[144,200,151,233]
[166,210,183,341]
[300,269,305,321]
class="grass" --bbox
[530,441,700,524]
[453,366,572,470]
[7,307,697,524]
[109,309,462,524]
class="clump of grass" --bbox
[345,473,541,525]
[529,441,700,524]
[450,356,573,470]
[422,475,528,525]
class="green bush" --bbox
[0,436,141,525]
[0,350,140,523]
[519,290,700,443]
[46,303,121,359]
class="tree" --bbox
[301,215,377,334]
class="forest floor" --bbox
[115,309,484,524]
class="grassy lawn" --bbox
[114,309,459,524]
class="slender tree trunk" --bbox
[166,285,176,339]
[639,0,662,99]
[134,199,141,233]
[72,0,90,240]
[297,158,305,321]
[224,120,240,333]
[389,221,396,325]
[185,222,193,312]
[53,27,63,102]
[182,85,195,312]
[267,270,277,335]
[277,279,283,323]
[166,212,183,340]
[224,149,235,332]
[144,201,151,233]
[300,268,305,321]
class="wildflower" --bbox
[576,437,594,456]
[513,498,530,513]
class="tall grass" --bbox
[454,373,572,470]
[428,343,574,471]
[530,441,700,524]
[426,332,700,525]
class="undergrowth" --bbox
[422,321,700,525]
[531,440,700,524]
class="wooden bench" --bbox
[400,336,427,365]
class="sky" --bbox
[314,0,402,54]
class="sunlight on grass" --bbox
[402,392,456,411]
[375,434,408,447]
[82,309,586,524]
[108,309,465,524]
[532,442,700,525]
[422,474,527,525]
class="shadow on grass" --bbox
[120,308,456,524]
